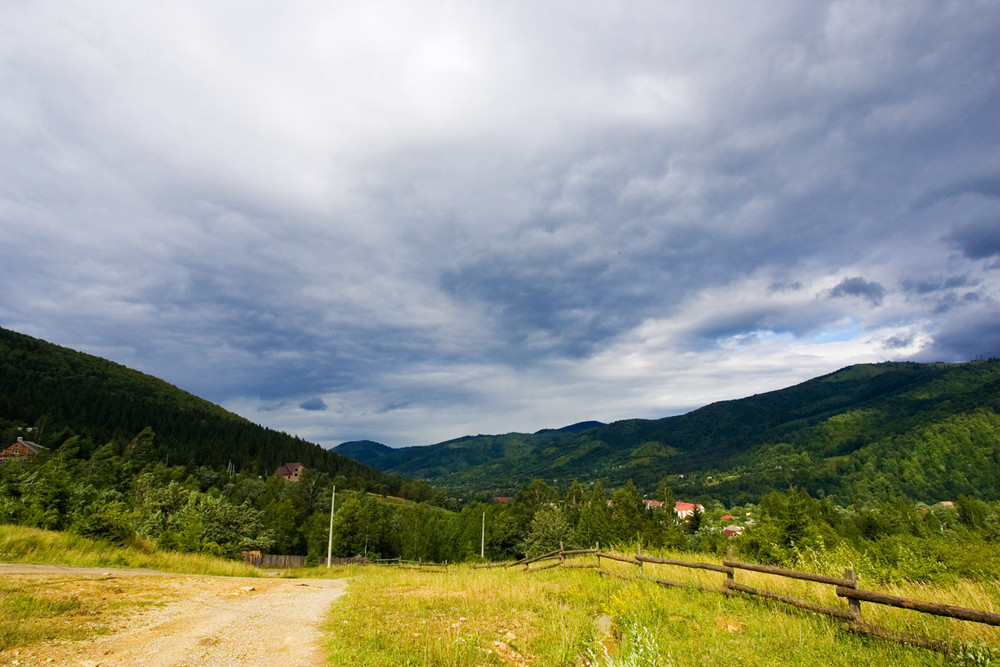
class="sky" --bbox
[2,1,998,448]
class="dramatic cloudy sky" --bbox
[2,1,998,447]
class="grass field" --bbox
[2,526,999,665]
[322,553,1000,666]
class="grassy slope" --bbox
[322,558,1000,666]
[0,524,261,576]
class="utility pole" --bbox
[326,485,336,569]
[481,511,485,559]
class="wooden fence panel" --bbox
[638,554,733,575]
[724,580,855,620]
[469,547,1000,654]
[596,551,641,566]
[723,558,855,588]
[836,587,1000,626]
[258,554,306,568]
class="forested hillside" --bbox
[339,361,1000,505]
[0,326,455,561]
[0,326,391,486]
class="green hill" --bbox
[0,326,399,490]
[338,360,1000,504]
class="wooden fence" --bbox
[241,551,306,568]
[318,556,372,566]
[241,553,446,569]
[475,544,1000,654]
[373,557,449,571]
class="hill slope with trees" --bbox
[0,326,394,489]
[0,326,464,562]
[337,360,1000,505]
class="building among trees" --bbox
[0,437,47,462]
[276,462,304,481]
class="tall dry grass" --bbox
[321,556,991,666]
[0,524,260,576]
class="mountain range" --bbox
[335,360,1000,505]
[2,325,998,506]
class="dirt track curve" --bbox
[0,564,347,667]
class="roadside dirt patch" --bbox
[0,564,346,667]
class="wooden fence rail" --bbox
[241,552,306,568]
[473,544,999,655]
[639,553,733,575]
[723,557,856,588]
[836,586,1000,626]
[724,580,856,621]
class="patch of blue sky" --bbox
[807,323,861,345]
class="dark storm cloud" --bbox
[901,275,975,295]
[948,220,1000,260]
[299,397,327,411]
[914,309,1000,363]
[913,174,1000,210]
[828,277,887,306]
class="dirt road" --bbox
[0,564,347,667]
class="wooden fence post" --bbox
[726,546,735,584]
[637,542,643,574]
[595,542,600,569]
[845,568,861,621]
[560,541,565,565]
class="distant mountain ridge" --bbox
[537,421,606,434]
[333,421,609,473]
[335,360,1000,504]
[333,440,395,467]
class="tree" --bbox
[398,503,449,562]
[563,480,586,529]
[656,478,676,509]
[484,502,520,561]
[523,506,571,558]
[512,479,559,543]
[330,492,398,559]
[574,482,613,548]
[610,481,648,545]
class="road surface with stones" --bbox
[0,564,347,667]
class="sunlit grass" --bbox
[324,565,616,666]
[0,582,97,650]
[2,525,997,664]
[605,546,1000,652]
[0,523,260,576]
[323,553,1000,666]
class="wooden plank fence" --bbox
[241,551,306,568]
[473,543,1000,655]
[244,552,372,568]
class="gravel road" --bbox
[0,564,347,667]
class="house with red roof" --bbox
[275,462,304,482]
[0,437,48,463]
[674,501,704,519]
